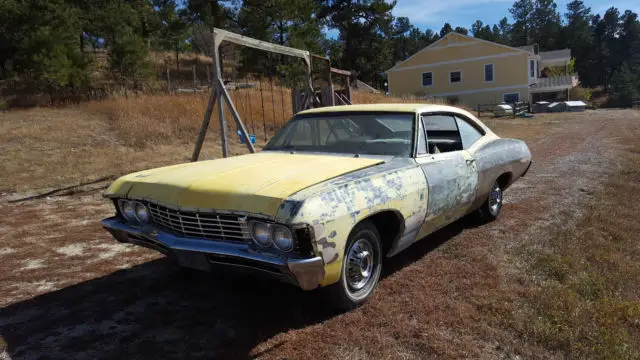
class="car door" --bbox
[415,113,479,238]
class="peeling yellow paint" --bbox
[281,164,428,286]
[104,152,382,216]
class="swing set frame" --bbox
[191,28,351,161]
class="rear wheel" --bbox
[327,221,382,310]
[477,180,503,222]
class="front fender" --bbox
[276,161,427,286]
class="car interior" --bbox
[422,114,464,154]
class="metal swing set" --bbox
[191,28,352,161]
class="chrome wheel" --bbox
[489,183,502,214]
[346,239,375,291]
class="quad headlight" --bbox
[272,226,293,251]
[120,200,137,221]
[249,221,294,252]
[251,221,272,247]
[118,200,149,224]
[134,202,149,223]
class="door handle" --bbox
[466,158,476,165]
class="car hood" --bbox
[104,152,384,217]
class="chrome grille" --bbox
[147,203,250,242]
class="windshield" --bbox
[264,112,415,157]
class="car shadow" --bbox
[0,216,483,359]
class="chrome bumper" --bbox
[101,217,325,290]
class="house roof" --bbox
[539,49,571,62]
[386,32,529,73]
[517,45,536,54]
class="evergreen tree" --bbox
[454,26,468,35]
[471,20,495,41]
[509,0,534,46]
[153,0,190,70]
[609,63,639,106]
[563,1,594,85]
[530,0,562,50]
[320,0,396,86]
[497,17,512,44]
[108,28,153,91]
[439,23,453,37]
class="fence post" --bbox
[192,64,197,92]
[166,68,171,93]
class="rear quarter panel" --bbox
[276,159,428,286]
[470,138,532,209]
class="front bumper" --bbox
[101,217,325,290]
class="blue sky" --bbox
[393,0,640,32]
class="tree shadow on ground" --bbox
[0,216,482,360]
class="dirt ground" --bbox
[0,108,639,359]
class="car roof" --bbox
[297,103,475,117]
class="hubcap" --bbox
[346,239,375,291]
[489,183,502,213]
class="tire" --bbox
[326,221,383,310]
[477,180,503,222]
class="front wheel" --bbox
[327,221,382,310]
[477,180,503,222]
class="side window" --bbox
[422,114,462,154]
[416,117,427,155]
[455,116,484,149]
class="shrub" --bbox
[569,87,592,101]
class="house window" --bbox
[422,72,433,87]
[503,92,520,103]
[450,71,462,83]
[529,59,535,78]
[484,64,494,82]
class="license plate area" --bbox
[176,251,210,271]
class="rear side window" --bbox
[423,114,458,131]
[455,116,484,149]
[422,114,462,154]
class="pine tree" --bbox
[454,26,468,35]
[530,0,562,50]
[153,0,190,70]
[509,0,534,46]
[320,0,395,86]
[609,63,639,106]
[439,23,453,37]
[563,1,594,85]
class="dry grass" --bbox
[1,108,640,359]
[84,89,448,147]
[509,124,640,359]
[0,90,446,192]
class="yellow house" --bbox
[386,32,576,108]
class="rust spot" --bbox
[328,230,337,238]
[316,237,336,249]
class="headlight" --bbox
[272,225,294,252]
[135,203,149,223]
[120,200,136,221]
[250,221,271,247]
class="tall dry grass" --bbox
[86,89,447,148]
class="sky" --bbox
[393,0,640,32]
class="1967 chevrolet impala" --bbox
[102,104,532,309]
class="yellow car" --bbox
[102,104,531,309]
